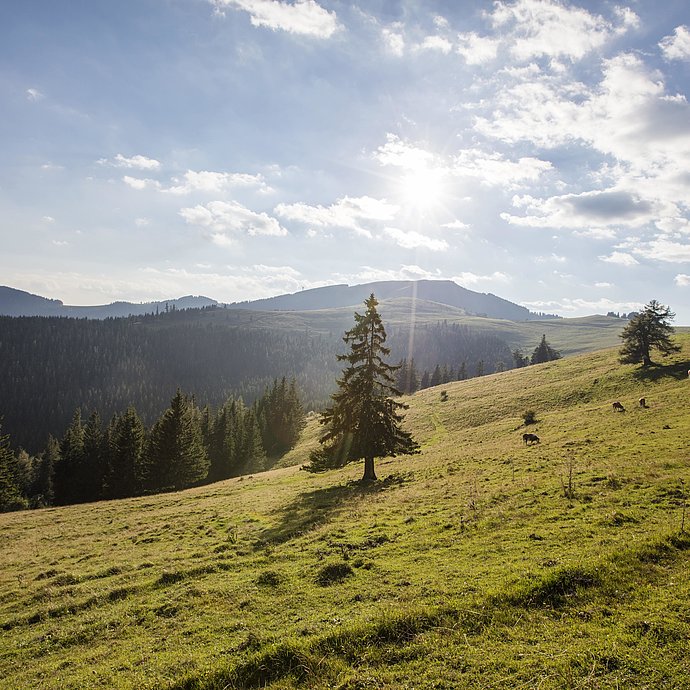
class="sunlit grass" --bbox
[1,336,689,688]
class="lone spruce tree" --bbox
[619,300,680,366]
[306,294,419,482]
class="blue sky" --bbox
[2,0,690,322]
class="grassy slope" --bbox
[174,297,627,356]
[2,337,690,689]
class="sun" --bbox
[398,166,447,212]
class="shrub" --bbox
[316,562,354,586]
[522,409,538,425]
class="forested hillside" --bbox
[0,308,523,453]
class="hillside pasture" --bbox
[1,336,689,688]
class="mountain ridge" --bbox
[0,280,553,321]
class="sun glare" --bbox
[399,166,447,211]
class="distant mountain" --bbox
[231,280,541,321]
[1,280,551,321]
[0,286,217,318]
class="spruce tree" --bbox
[306,294,419,482]
[619,300,680,366]
[530,335,561,365]
[0,423,24,512]
[54,409,86,505]
[146,390,209,491]
[34,436,59,506]
[107,406,145,498]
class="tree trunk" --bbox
[362,456,377,482]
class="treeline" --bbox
[0,378,305,512]
[395,332,561,394]
[386,321,515,392]
[0,314,336,452]
[0,311,551,455]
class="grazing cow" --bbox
[639,397,647,408]
[612,401,625,412]
[523,433,540,445]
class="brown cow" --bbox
[639,397,647,408]
[523,433,540,445]
[612,401,625,412]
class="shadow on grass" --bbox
[632,359,690,383]
[256,473,406,548]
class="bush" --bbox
[316,562,354,586]
[522,409,538,425]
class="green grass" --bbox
[172,297,628,356]
[2,336,690,689]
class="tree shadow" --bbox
[632,359,690,383]
[255,473,407,548]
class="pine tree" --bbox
[530,335,561,365]
[82,411,107,501]
[306,294,419,481]
[430,364,442,387]
[107,406,145,498]
[146,390,209,491]
[457,361,467,380]
[54,409,86,505]
[0,423,24,512]
[420,370,430,389]
[619,300,680,366]
[33,436,59,506]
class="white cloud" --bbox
[42,215,55,223]
[180,200,287,240]
[134,218,150,227]
[384,228,448,251]
[375,133,440,170]
[502,189,658,229]
[489,0,638,62]
[599,251,639,267]
[275,196,398,238]
[164,170,268,195]
[441,220,470,230]
[523,296,643,315]
[595,282,613,288]
[382,27,405,56]
[107,154,161,170]
[660,26,690,61]
[344,265,441,284]
[573,228,617,240]
[418,35,453,54]
[26,88,44,102]
[631,238,690,263]
[456,32,500,64]
[123,176,162,191]
[675,274,690,287]
[212,0,339,38]
[453,149,552,188]
[453,271,510,285]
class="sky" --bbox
[2,1,690,322]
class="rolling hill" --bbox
[0,286,217,318]
[2,336,689,689]
[0,280,550,321]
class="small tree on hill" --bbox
[305,294,419,482]
[530,334,561,365]
[619,300,680,366]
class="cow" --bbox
[612,401,625,412]
[523,433,540,445]
[639,397,647,408]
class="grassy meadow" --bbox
[2,335,690,689]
